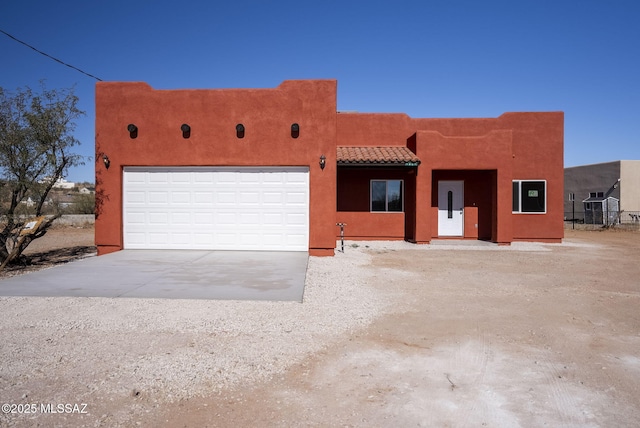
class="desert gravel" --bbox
[0,239,564,426]
[0,244,393,426]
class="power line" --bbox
[1,28,103,81]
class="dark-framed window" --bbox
[371,180,403,212]
[512,180,546,213]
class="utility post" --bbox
[569,192,575,229]
[336,223,347,253]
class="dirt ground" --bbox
[3,227,640,427]
[0,225,95,279]
[153,229,640,428]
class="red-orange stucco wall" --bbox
[415,130,514,243]
[411,113,564,242]
[96,81,563,255]
[337,111,564,243]
[95,80,338,256]
[336,167,415,240]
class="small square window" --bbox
[371,180,403,212]
[512,180,546,213]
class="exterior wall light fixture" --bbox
[236,123,245,139]
[127,124,138,139]
[181,123,191,139]
[291,123,300,138]
[102,154,110,169]
[319,154,326,170]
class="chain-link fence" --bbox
[564,211,640,229]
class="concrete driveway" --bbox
[0,250,308,301]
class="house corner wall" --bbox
[500,112,564,242]
[95,80,338,255]
[620,160,640,213]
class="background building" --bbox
[564,160,640,224]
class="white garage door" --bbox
[123,167,309,251]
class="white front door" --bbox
[438,180,464,236]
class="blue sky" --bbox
[2,0,639,183]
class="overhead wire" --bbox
[0,28,103,81]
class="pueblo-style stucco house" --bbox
[95,79,564,256]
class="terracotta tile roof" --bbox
[337,146,421,166]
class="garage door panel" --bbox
[263,191,284,205]
[148,172,169,183]
[125,212,146,224]
[238,232,260,243]
[262,233,284,244]
[217,191,236,205]
[243,172,265,181]
[170,191,190,204]
[148,191,168,204]
[287,234,308,247]
[215,172,237,184]
[286,174,307,184]
[194,173,214,183]
[170,232,191,245]
[170,171,191,183]
[286,213,307,225]
[126,171,146,183]
[216,212,237,226]
[194,213,214,225]
[193,234,214,246]
[263,213,284,225]
[215,233,236,245]
[194,191,214,204]
[123,167,308,251]
[170,212,191,225]
[239,213,261,225]
[286,192,307,205]
[148,212,169,225]
[126,191,146,204]
[148,232,169,244]
[126,232,146,245]
[239,191,260,204]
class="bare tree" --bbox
[0,83,84,270]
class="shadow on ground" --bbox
[0,246,97,278]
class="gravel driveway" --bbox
[0,238,388,427]
[1,229,639,427]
